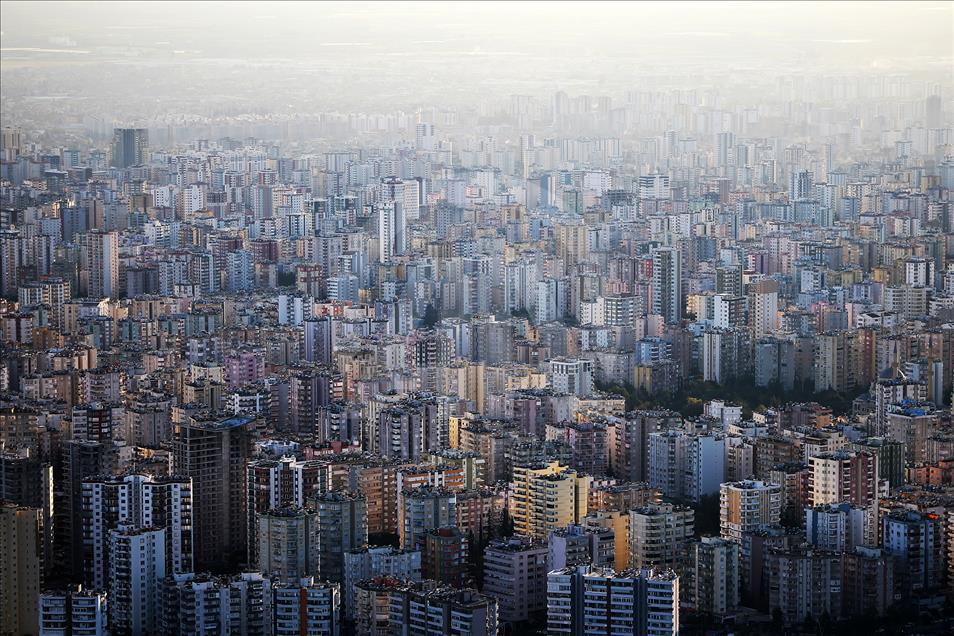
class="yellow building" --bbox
[0,504,41,636]
[555,222,590,266]
[583,509,630,572]
[439,362,485,411]
[719,480,781,543]
[510,461,590,541]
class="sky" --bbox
[1,1,951,136]
[2,1,952,68]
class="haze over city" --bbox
[2,2,952,138]
[0,2,953,636]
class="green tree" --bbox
[499,508,515,538]
[466,530,486,587]
[276,269,296,287]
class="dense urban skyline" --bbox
[1,2,953,635]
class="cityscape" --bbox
[1,1,953,634]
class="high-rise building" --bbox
[788,170,814,200]
[315,491,368,582]
[257,507,319,583]
[765,546,841,625]
[651,246,682,324]
[546,564,679,636]
[1,126,22,161]
[351,462,402,536]
[949,509,954,599]
[737,525,794,610]
[224,250,253,292]
[18,278,71,329]
[354,577,407,636]
[0,229,20,300]
[272,578,340,636]
[628,503,694,570]
[172,414,254,573]
[881,509,944,593]
[111,128,148,168]
[60,440,118,582]
[422,527,469,587]
[639,172,671,200]
[482,537,548,624]
[610,410,681,482]
[286,367,340,435]
[70,402,122,443]
[416,123,436,151]
[582,510,631,572]
[689,537,739,618]
[375,400,444,462]
[547,523,614,571]
[510,461,590,541]
[648,430,725,502]
[807,450,878,507]
[81,474,193,590]
[554,222,589,266]
[342,546,422,620]
[380,176,420,222]
[547,358,593,396]
[39,586,107,636]
[883,401,938,463]
[126,392,173,448]
[853,437,904,489]
[246,457,330,563]
[160,572,271,635]
[716,131,736,168]
[805,502,875,552]
[303,316,335,366]
[108,525,166,636]
[925,93,943,128]
[378,200,406,264]
[749,278,780,337]
[841,546,895,618]
[387,583,498,636]
[79,230,118,298]
[0,450,53,577]
[719,480,782,543]
[400,486,456,550]
[0,503,41,636]
[685,433,727,502]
